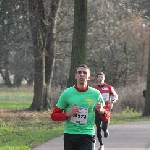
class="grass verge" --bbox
[0,109,64,150]
[110,107,150,124]
[0,106,150,150]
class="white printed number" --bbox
[70,108,88,124]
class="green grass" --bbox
[0,88,33,109]
[0,88,150,150]
[0,113,64,150]
[0,121,64,150]
[0,91,33,102]
[0,87,64,150]
[0,101,31,109]
[110,107,150,124]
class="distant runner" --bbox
[93,72,118,150]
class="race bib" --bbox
[102,93,109,101]
[70,107,88,124]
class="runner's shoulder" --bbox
[104,83,112,88]
[63,86,75,93]
[88,86,101,94]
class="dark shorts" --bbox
[64,133,95,150]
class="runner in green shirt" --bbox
[51,64,105,150]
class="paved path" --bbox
[32,121,150,150]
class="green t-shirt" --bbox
[56,86,104,135]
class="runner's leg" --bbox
[64,134,93,150]
[95,110,103,146]
[102,118,110,132]
[78,135,93,150]
[64,133,77,150]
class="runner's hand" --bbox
[95,102,105,114]
[95,102,101,111]
[66,104,79,117]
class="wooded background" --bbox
[0,0,150,112]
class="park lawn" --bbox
[0,105,150,150]
[0,88,150,150]
[0,88,64,149]
[0,101,31,109]
[0,108,64,150]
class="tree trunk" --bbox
[0,68,12,87]
[28,0,60,111]
[67,0,87,87]
[143,26,150,116]
[123,42,129,86]
[45,0,61,109]
[13,74,22,87]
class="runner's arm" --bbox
[51,106,67,121]
[110,87,118,103]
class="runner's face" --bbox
[75,67,90,85]
[97,75,105,84]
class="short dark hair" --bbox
[76,64,89,70]
[97,72,105,77]
[76,64,90,74]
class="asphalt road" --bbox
[32,121,150,150]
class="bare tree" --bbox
[67,0,88,87]
[143,25,150,116]
[28,0,61,110]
